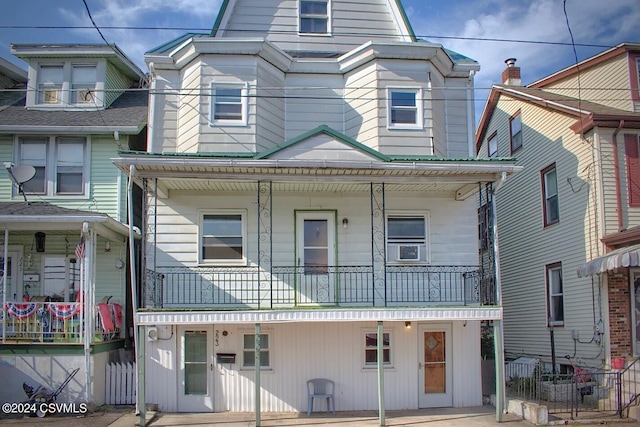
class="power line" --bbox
[81,0,110,47]
[0,25,617,50]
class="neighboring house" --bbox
[0,44,147,406]
[113,0,518,418]
[475,44,640,374]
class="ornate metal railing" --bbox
[143,264,487,309]
[1,301,122,344]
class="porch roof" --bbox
[577,243,640,277]
[136,307,502,325]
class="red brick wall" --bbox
[608,269,632,357]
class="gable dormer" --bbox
[11,44,146,111]
[212,0,416,55]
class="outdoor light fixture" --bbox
[405,321,411,329]
[342,218,349,228]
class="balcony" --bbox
[1,300,122,344]
[143,265,493,309]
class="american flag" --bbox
[75,235,85,260]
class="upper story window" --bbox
[488,132,498,158]
[546,263,564,327]
[625,134,640,207]
[210,82,248,126]
[387,88,423,129]
[32,62,101,108]
[510,111,522,154]
[299,0,330,34]
[17,136,89,197]
[542,163,559,226]
[200,211,246,265]
[386,213,429,263]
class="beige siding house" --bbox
[476,43,640,380]
[0,44,147,407]
[115,0,518,421]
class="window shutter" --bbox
[625,134,640,206]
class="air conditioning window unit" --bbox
[397,244,420,261]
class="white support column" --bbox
[377,321,386,426]
[2,229,8,343]
[255,323,262,426]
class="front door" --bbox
[418,323,453,408]
[0,249,22,301]
[295,211,336,305]
[632,270,640,356]
[178,326,214,412]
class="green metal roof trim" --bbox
[146,33,208,55]
[394,0,417,42]
[255,125,391,161]
[443,47,477,64]
[211,0,231,36]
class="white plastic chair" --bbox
[307,378,335,416]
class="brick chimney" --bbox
[502,58,521,86]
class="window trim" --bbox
[15,135,90,199]
[386,87,424,130]
[541,163,559,227]
[198,209,247,266]
[386,211,430,264]
[241,332,271,370]
[298,0,331,35]
[210,82,249,127]
[509,111,522,154]
[546,262,564,327]
[487,131,498,158]
[625,134,640,207]
[363,330,392,368]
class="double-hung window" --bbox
[387,214,428,263]
[625,134,640,206]
[364,332,391,367]
[299,0,329,34]
[38,65,63,104]
[387,88,422,129]
[17,136,88,197]
[510,112,522,153]
[542,164,559,226]
[242,333,270,368]
[210,82,248,126]
[546,263,564,326]
[200,211,246,264]
[71,65,97,104]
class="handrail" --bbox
[618,357,640,417]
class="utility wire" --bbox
[81,0,110,47]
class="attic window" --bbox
[300,0,330,34]
[33,61,102,108]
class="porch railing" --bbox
[1,301,121,344]
[144,265,485,308]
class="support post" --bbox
[2,229,7,343]
[138,324,146,427]
[377,321,385,426]
[493,320,505,422]
[255,323,261,427]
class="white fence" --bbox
[105,362,136,405]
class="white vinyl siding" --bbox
[144,320,482,412]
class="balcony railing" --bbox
[144,265,490,309]
[1,301,122,344]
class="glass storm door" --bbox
[178,327,213,412]
[296,212,336,305]
[418,324,452,408]
[0,250,22,301]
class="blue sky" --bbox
[0,0,638,121]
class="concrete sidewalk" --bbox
[110,407,534,426]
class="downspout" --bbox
[492,171,507,423]
[128,165,144,426]
[612,120,625,231]
[2,229,8,343]
[467,70,477,158]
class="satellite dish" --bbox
[6,165,36,203]
[9,165,36,184]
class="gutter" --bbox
[0,125,143,134]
